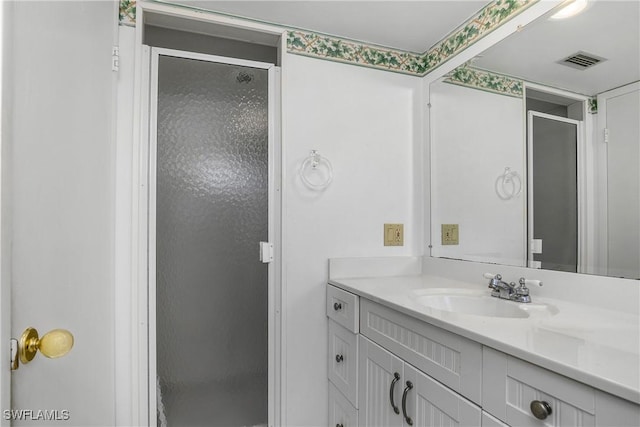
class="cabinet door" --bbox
[358,336,404,427]
[403,363,481,427]
[482,411,509,427]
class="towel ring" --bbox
[300,150,333,190]
[495,167,522,200]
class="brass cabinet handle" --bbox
[530,400,552,420]
[19,327,74,365]
[389,372,401,414]
[402,381,414,425]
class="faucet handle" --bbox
[519,277,543,287]
[515,281,530,296]
[484,273,502,290]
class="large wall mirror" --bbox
[429,0,639,279]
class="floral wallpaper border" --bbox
[444,65,523,97]
[287,0,537,76]
[286,31,426,75]
[120,0,537,76]
[443,64,599,114]
[119,0,136,26]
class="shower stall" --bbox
[147,48,275,426]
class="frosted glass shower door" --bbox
[151,50,270,427]
[527,112,580,273]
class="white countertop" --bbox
[328,273,640,404]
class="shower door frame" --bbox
[526,111,585,272]
[143,47,281,426]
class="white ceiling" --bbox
[166,1,492,53]
[473,1,640,96]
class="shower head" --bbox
[236,71,253,84]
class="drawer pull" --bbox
[335,424,344,427]
[389,372,400,414]
[402,381,414,425]
[530,400,552,420]
[333,302,343,311]
[335,354,344,363]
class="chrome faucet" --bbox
[483,273,543,303]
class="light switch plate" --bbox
[384,224,404,246]
[441,224,459,245]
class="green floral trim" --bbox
[119,0,537,77]
[287,0,537,75]
[286,31,426,75]
[119,0,136,26]
[424,0,536,74]
[588,98,598,114]
[444,65,523,97]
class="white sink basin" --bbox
[413,288,557,319]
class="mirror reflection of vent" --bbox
[559,51,606,70]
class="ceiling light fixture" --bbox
[550,0,589,20]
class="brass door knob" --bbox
[19,327,74,364]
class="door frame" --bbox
[115,4,286,426]
[0,3,9,424]
[596,81,640,277]
[526,111,584,271]
[146,46,279,426]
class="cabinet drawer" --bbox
[327,285,359,333]
[359,298,482,404]
[329,382,358,427]
[328,319,358,407]
[483,347,597,426]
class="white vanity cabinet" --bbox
[327,284,640,427]
[327,284,482,427]
[358,335,481,427]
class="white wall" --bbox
[429,81,525,266]
[7,2,116,425]
[281,54,423,425]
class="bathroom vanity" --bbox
[326,259,640,427]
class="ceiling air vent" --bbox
[559,51,607,70]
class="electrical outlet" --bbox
[441,224,459,245]
[384,224,404,246]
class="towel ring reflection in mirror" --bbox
[300,150,333,190]
[495,167,522,200]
